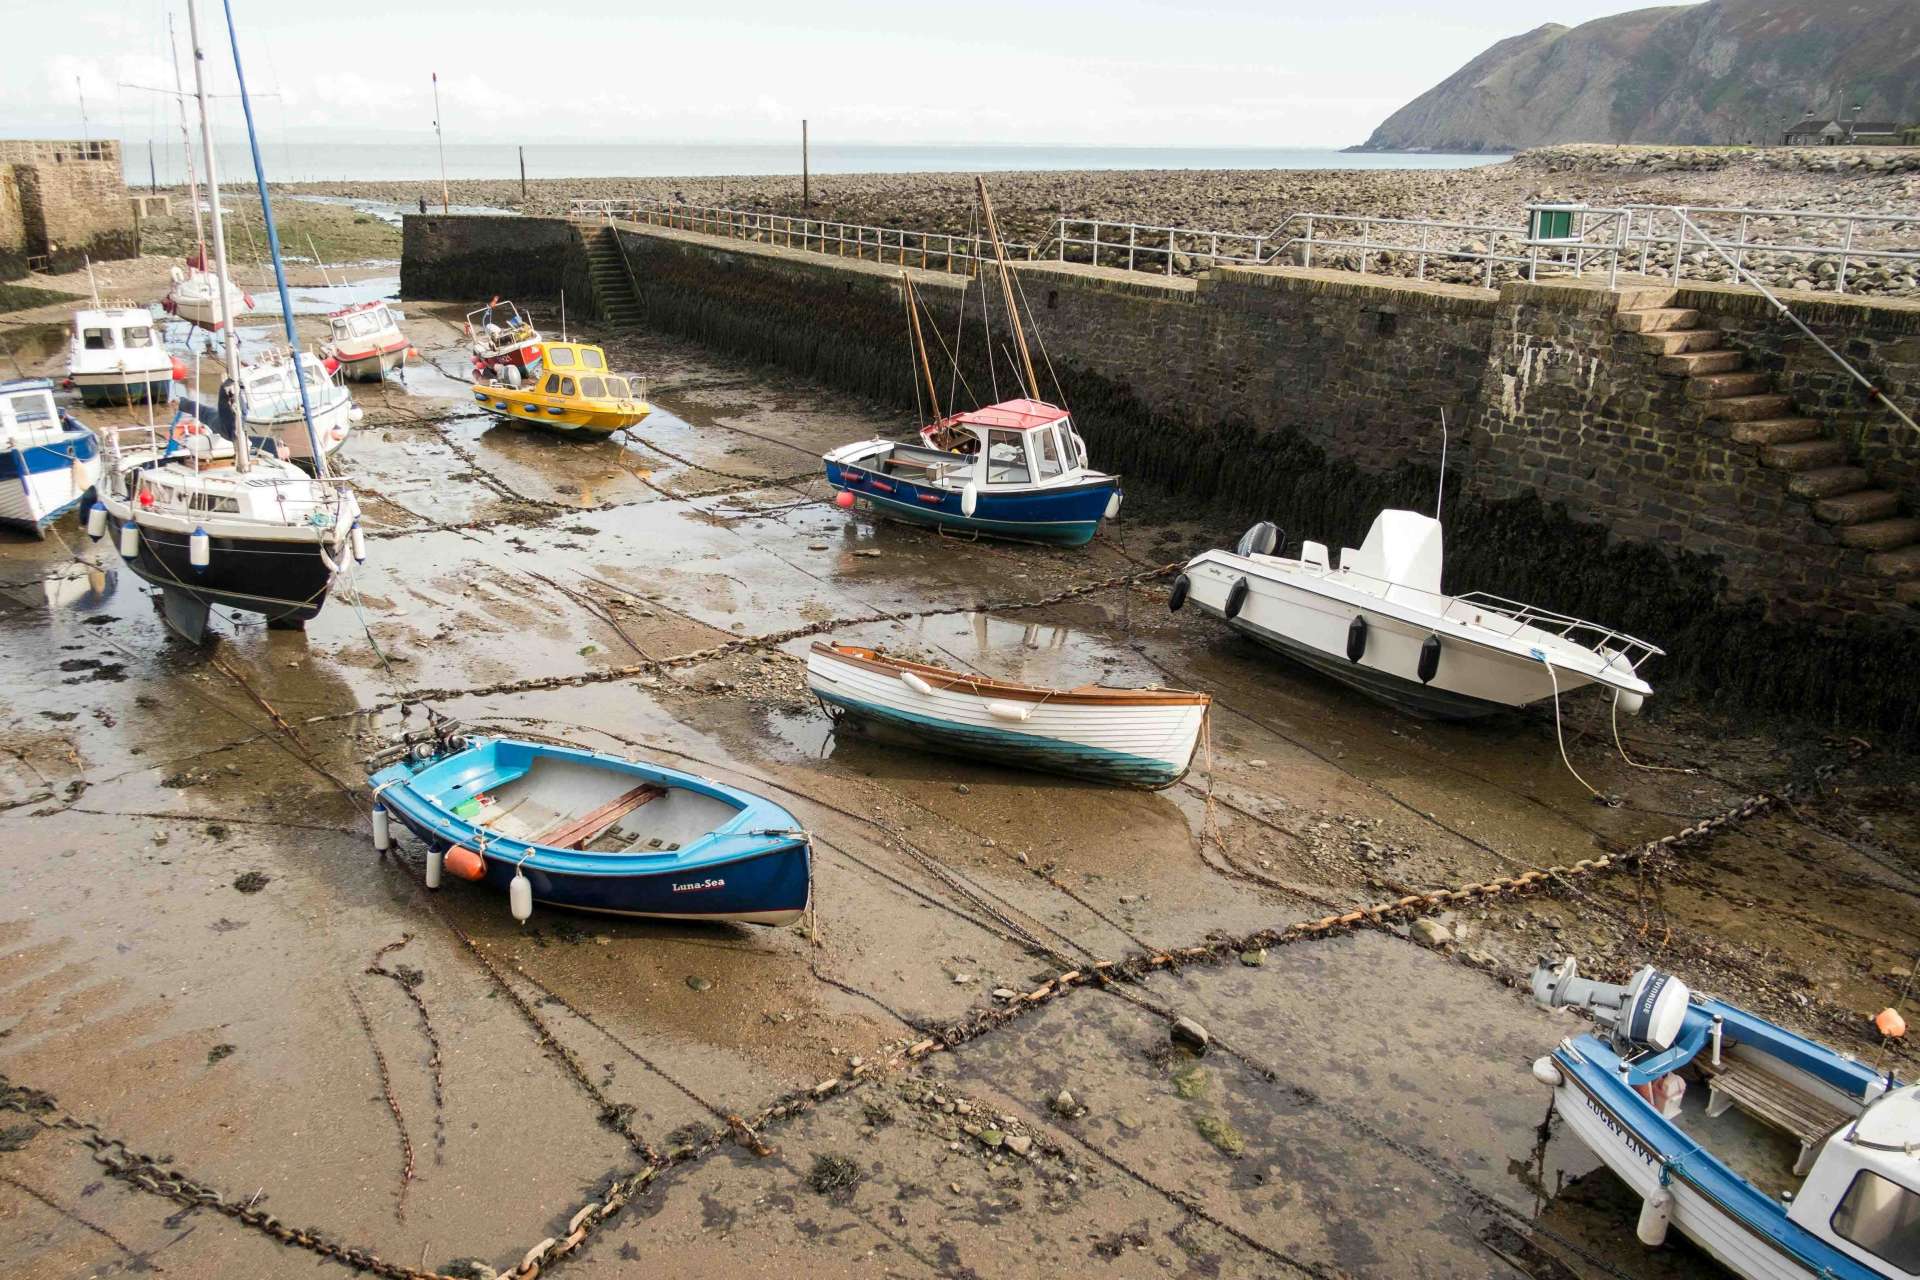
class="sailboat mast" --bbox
[902,273,942,423]
[185,0,247,473]
[168,12,206,260]
[975,177,1038,402]
[220,0,329,479]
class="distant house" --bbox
[1782,116,1902,145]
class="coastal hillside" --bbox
[1355,0,1920,152]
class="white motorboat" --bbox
[806,642,1211,788]
[234,351,360,464]
[66,307,183,406]
[1,379,101,537]
[1531,957,1918,1280]
[321,300,411,382]
[1172,509,1660,720]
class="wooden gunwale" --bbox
[812,642,1210,708]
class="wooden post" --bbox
[519,146,527,201]
[802,119,810,209]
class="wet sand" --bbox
[3,281,1918,1279]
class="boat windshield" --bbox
[580,348,605,370]
[122,326,154,348]
[1831,1170,1920,1273]
[606,376,630,398]
[82,327,114,350]
[986,429,1030,484]
[580,376,605,398]
[1,390,56,430]
[1034,426,1064,479]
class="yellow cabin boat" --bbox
[471,341,651,436]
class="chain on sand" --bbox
[0,779,1802,1279]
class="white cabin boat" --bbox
[322,301,410,382]
[1173,510,1660,719]
[806,642,1210,788]
[0,379,100,536]
[1533,958,1919,1280]
[66,307,182,406]
[238,352,360,463]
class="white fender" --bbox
[86,503,107,540]
[69,455,89,489]
[1105,491,1122,520]
[509,870,533,923]
[350,521,367,564]
[371,804,391,851]
[189,526,210,570]
[900,671,935,696]
[424,844,443,889]
[1530,1056,1562,1087]
[1636,1187,1671,1247]
[960,482,978,518]
[1614,687,1645,717]
[118,522,139,558]
[986,701,1033,723]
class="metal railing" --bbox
[577,195,1916,297]
[572,199,1036,273]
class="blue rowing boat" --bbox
[369,733,812,926]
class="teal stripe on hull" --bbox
[818,689,1185,789]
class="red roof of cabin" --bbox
[935,398,1067,433]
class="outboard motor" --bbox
[1531,957,1692,1055]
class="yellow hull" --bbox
[473,386,652,436]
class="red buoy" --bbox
[834,490,855,509]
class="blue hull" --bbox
[2,427,97,533]
[816,688,1187,788]
[370,737,813,925]
[825,459,1114,546]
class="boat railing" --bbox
[1446,590,1664,671]
[571,199,1038,273]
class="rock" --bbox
[1411,919,1453,947]
[686,975,713,991]
[1170,1016,1211,1054]
[1239,948,1266,967]
[1005,1134,1033,1156]
[1051,1088,1078,1114]
[1194,1112,1246,1156]
[978,1128,1004,1149]
[952,973,974,985]
[854,549,882,558]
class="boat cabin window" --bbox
[1832,1170,1920,1273]
[581,348,605,370]
[606,376,630,398]
[580,376,605,398]
[83,327,114,350]
[560,377,576,396]
[986,429,1031,484]
[1035,427,1064,479]
[193,491,241,514]
[122,326,154,349]
[543,374,561,394]
[548,348,576,368]
[4,392,55,426]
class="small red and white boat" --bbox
[163,246,255,331]
[321,300,411,383]
[466,299,545,385]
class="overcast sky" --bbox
[9,1,1680,149]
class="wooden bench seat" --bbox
[534,783,665,850]
[1701,1057,1852,1174]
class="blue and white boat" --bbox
[824,399,1121,547]
[0,379,100,537]
[369,732,812,926]
[1530,957,1919,1280]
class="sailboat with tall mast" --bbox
[92,0,360,643]
[159,11,254,334]
[821,178,1121,546]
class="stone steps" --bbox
[1759,438,1849,471]
[1615,307,1699,333]
[1636,328,1725,356]
[1704,393,1796,422]
[1730,417,1824,446]
[1657,349,1744,376]
[584,229,642,327]
[1866,545,1920,578]
[1789,466,1874,500]
[1686,370,1777,401]
[1814,489,1903,525]
[1839,517,1920,552]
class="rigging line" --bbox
[913,286,975,409]
[1004,257,1070,414]
[901,272,924,430]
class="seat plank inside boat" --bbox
[458,756,742,855]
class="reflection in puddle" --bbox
[37,564,116,612]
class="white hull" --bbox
[0,455,99,534]
[251,393,359,463]
[806,648,1207,787]
[1555,1078,1818,1280]
[166,271,253,329]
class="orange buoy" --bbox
[1876,1007,1908,1039]
[444,845,488,882]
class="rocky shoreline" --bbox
[285,144,1920,294]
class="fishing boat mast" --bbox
[218,0,330,477]
[974,177,1039,402]
[167,11,207,265]
[184,0,248,474]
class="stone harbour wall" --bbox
[400,213,577,303]
[403,214,1920,734]
[0,140,136,273]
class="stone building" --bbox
[0,139,136,279]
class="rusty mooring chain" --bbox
[346,982,416,1220]
[367,935,448,1162]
